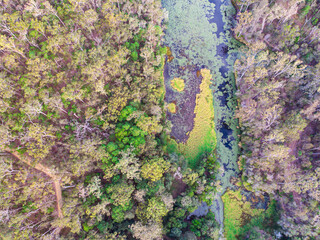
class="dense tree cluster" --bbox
[0,0,170,238]
[7,0,320,238]
[0,0,221,239]
[234,0,320,237]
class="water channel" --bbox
[161,0,239,234]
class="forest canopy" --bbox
[0,0,219,239]
[0,0,173,239]
[1,0,320,239]
[234,0,320,238]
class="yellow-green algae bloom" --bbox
[167,102,177,113]
[170,78,185,92]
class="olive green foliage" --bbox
[136,197,169,223]
[189,212,219,238]
[165,207,188,238]
[165,197,219,239]
[163,152,218,238]
[141,157,170,182]
[102,105,148,177]
[0,0,172,238]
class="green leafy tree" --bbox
[141,158,170,182]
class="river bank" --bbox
[161,0,239,236]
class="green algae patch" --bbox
[169,69,216,168]
[167,102,177,114]
[171,78,185,92]
[222,190,263,240]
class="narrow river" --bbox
[161,0,239,235]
